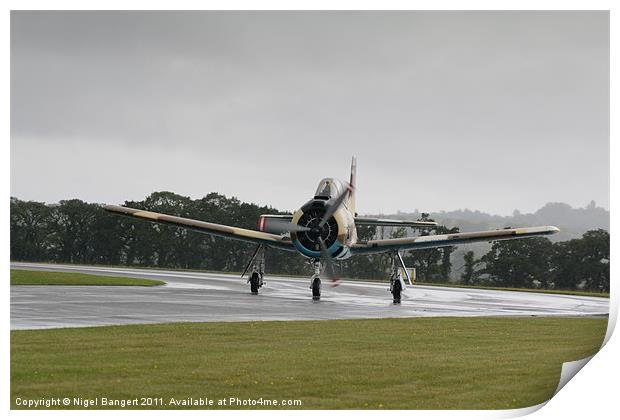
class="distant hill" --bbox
[363,201,609,279]
[375,200,608,242]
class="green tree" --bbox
[436,226,460,281]
[403,215,459,282]
[579,229,610,292]
[10,197,52,261]
[47,199,101,263]
[552,229,609,292]
[461,251,478,285]
[480,238,553,288]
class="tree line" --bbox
[10,192,609,292]
[460,230,609,292]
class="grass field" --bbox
[10,269,165,287]
[11,317,607,409]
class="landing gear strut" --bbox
[310,259,322,300]
[243,245,265,295]
[389,251,411,304]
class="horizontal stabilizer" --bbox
[258,214,294,233]
[355,217,438,228]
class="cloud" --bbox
[10,11,609,214]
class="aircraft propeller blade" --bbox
[318,182,353,228]
[318,237,341,287]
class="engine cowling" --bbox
[290,199,351,259]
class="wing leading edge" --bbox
[350,226,560,255]
[103,205,295,251]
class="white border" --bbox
[3,2,616,420]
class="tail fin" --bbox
[347,156,357,215]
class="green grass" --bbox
[10,269,165,287]
[11,317,607,409]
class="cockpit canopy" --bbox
[314,178,344,200]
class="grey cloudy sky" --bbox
[11,11,609,215]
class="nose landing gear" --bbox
[312,277,321,300]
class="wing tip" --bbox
[102,204,137,216]
[516,225,560,235]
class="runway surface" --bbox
[11,262,609,330]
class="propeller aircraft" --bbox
[104,158,559,303]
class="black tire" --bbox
[250,273,260,295]
[312,277,321,300]
[392,280,402,304]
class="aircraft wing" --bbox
[354,217,437,228]
[350,226,560,255]
[103,205,295,251]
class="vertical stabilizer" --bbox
[348,156,357,215]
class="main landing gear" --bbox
[310,259,322,300]
[390,275,402,304]
[249,272,261,294]
[389,251,411,304]
[243,245,265,295]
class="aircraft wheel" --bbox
[312,278,321,300]
[392,280,402,304]
[250,273,260,295]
